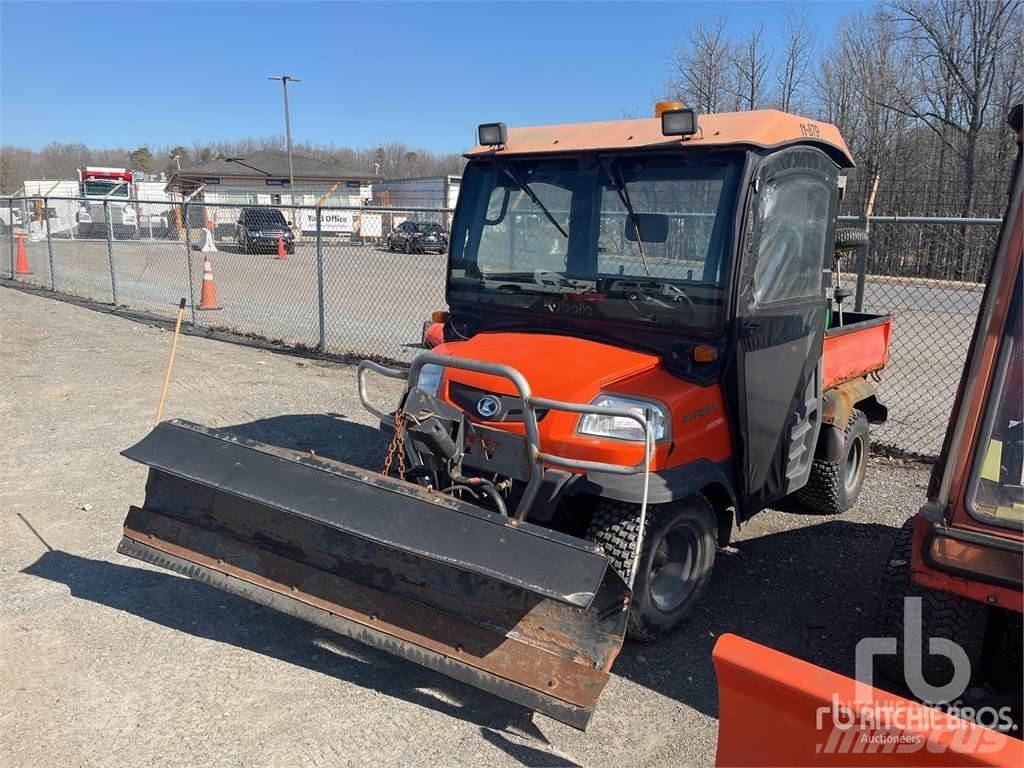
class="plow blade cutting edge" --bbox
[119,420,630,729]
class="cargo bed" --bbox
[822,311,892,389]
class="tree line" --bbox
[667,0,1021,282]
[0,136,464,193]
[2,0,1019,281]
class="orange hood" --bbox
[433,332,661,401]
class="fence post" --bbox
[183,202,196,325]
[316,206,326,353]
[7,198,13,279]
[105,199,119,305]
[44,196,56,291]
[854,213,869,312]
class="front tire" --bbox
[586,495,717,642]
[873,518,988,691]
[797,408,869,514]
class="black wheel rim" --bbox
[648,521,703,613]
[844,434,865,493]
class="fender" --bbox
[818,378,888,462]
[564,458,737,508]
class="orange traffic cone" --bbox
[197,254,221,310]
[15,232,32,275]
[277,235,287,260]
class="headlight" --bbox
[578,395,668,442]
[415,363,444,396]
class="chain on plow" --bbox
[381,409,407,479]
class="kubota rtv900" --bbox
[120,104,892,728]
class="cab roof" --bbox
[466,109,855,168]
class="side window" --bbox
[752,174,830,305]
[968,284,1023,524]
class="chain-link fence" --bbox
[2,195,1002,457]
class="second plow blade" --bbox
[119,420,629,729]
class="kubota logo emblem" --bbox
[476,395,500,418]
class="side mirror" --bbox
[624,212,669,243]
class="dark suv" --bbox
[386,221,448,254]
[236,208,295,254]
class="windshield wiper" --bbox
[504,166,568,239]
[602,159,651,276]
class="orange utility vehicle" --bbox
[119,105,891,729]
[713,105,1023,766]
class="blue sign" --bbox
[266,178,289,186]
[201,177,221,185]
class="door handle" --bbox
[739,319,765,337]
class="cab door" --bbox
[729,147,839,518]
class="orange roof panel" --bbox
[466,109,855,168]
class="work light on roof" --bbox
[477,123,508,147]
[661,108,699,138]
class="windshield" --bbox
[245,210,287,227]
[417,223,443,233]
[449,153,743,329]
[83,180,129,197]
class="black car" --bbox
[236,208,295,254]
[387,221,448,254]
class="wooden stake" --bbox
[155,298,187,425]
[866,174,881,218]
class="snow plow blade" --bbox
[119,420,629,729]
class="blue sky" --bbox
[1,1,869,154]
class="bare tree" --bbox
[667,13,732,113]
[729,24,773,110]
[777,6,814,113]
[885,0,1022,217]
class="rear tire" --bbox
[796,409,869,514]
[873,518,988,692]
[585,495,717,642]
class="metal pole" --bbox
[7,198,14,278]
[316,206,326,353]
[854,215,869,312]
[270,75,300,228]
[183,203,196,325]
[854,176,879,313]
[282,79,295,193]
[44,197,55,291]
[105,200,119,305]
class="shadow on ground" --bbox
[23,410,900,755]
[216,412,391,470]
[21,550,566,757]
[610,519,897,719]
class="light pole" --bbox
[268,74,300,197]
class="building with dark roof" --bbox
[166,149,378,208]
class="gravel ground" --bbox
[1,285,933,768]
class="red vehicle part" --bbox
[823,314,893,389]
[713,634,1024,767]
